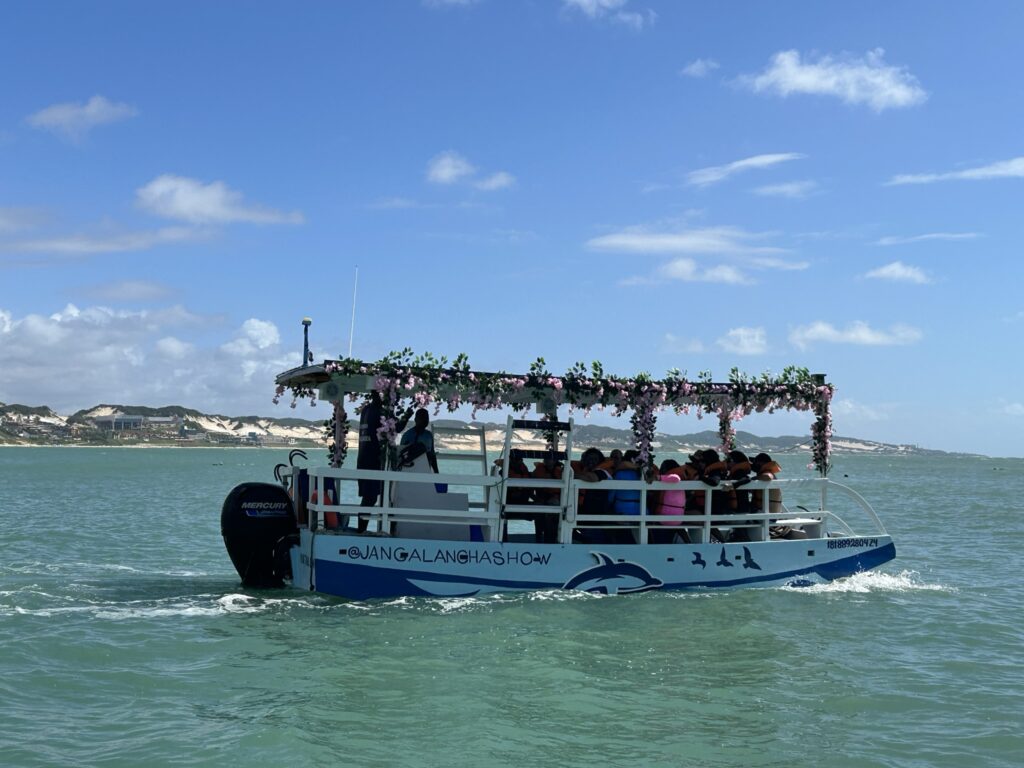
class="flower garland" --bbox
[279,349,833,471]
[325,402,348,467]
[810,384,834,476]
[717,408,737,455]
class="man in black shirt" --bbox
[356,392,384,532]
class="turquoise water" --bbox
[1,447,1022,767]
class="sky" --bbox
[2,1,1023,457]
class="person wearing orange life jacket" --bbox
[530,452,564,543]
[496,452,538,540]
[725,450,757,541]
[725,450,753,511]
[574,447,614,544]
[531,453,563,505]
[495,454,532,505]
[595,448,624,476]
[698,449,731,516]
[751,453,807,540]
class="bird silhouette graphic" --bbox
[716,547,733,567]
[692,552,707,569]
[742,547,762,570]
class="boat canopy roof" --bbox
[276,353,830,415]
[275,349,834,473]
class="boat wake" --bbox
[1,591,339,620]
[781,569,954,594]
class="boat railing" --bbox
[301,465,886,544]
[566,476,886,543]
[304,465,505,539]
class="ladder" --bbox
[497,415,575,542]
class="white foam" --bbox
[782,569,954,594]
[4,592,332,620]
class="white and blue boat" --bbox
[221,333,895,600]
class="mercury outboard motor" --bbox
[221,482,298,588]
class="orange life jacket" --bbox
[532,463,563,504]
[727,461,752,511]
[751,463,783,513]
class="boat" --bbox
[221,329,895,600]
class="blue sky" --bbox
[2,1,1023,456]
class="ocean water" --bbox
[1,447,1022,768]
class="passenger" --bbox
[751,453,807,540]
[608,454,642,515]
[643,456,671,519]
[699,449,731,515]
[574,448,613,543]
[597,448,624,475]
[531,452,563,506]
[399,408,439,473]
[726,450,755,541]
[726,450,753,513]
[666,451,705,514]
[651,460,687,544]
[531,452,563,543]
[495,453,532,505]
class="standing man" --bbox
[356,391,384,532]
[399,408,439,473]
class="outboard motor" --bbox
[221,482,298,588]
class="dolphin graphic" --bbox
[716,547,733,567]
[741,547,762,571]
[692,552,707,569]
[562,552,664,595]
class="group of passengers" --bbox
[498,445,799,544]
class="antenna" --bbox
[347,265,359,359]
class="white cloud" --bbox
[748,256,809,271]
[1004,403,1024,417]
[752,180,818,198]
[222,318,281,356]
[26,95,138,141]
[136,175,303,225]
[367,197,427,210]
[680,59,719,78]
[716,327,767,355]
[744,49,927,112]
[874,232,980,246]
[4,226,199,255]
[0,305,300,414]
[688,153,805,186]
[833,398,888,422]
[886,157,1024,186]
[425,151,515,192]
[475,171,516,191]
[864,261,931,284]
[661,333,704,354]
[155,336,193,360]
[0,208,46,234]
[83,280,174,302]
[426,151,477,185]
[562,0,654,29]
[586,225,784,255]
[661,259,751,284]
[789,321,922,350]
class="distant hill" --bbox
[0,401,980,456]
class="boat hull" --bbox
[288,530,896,599]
